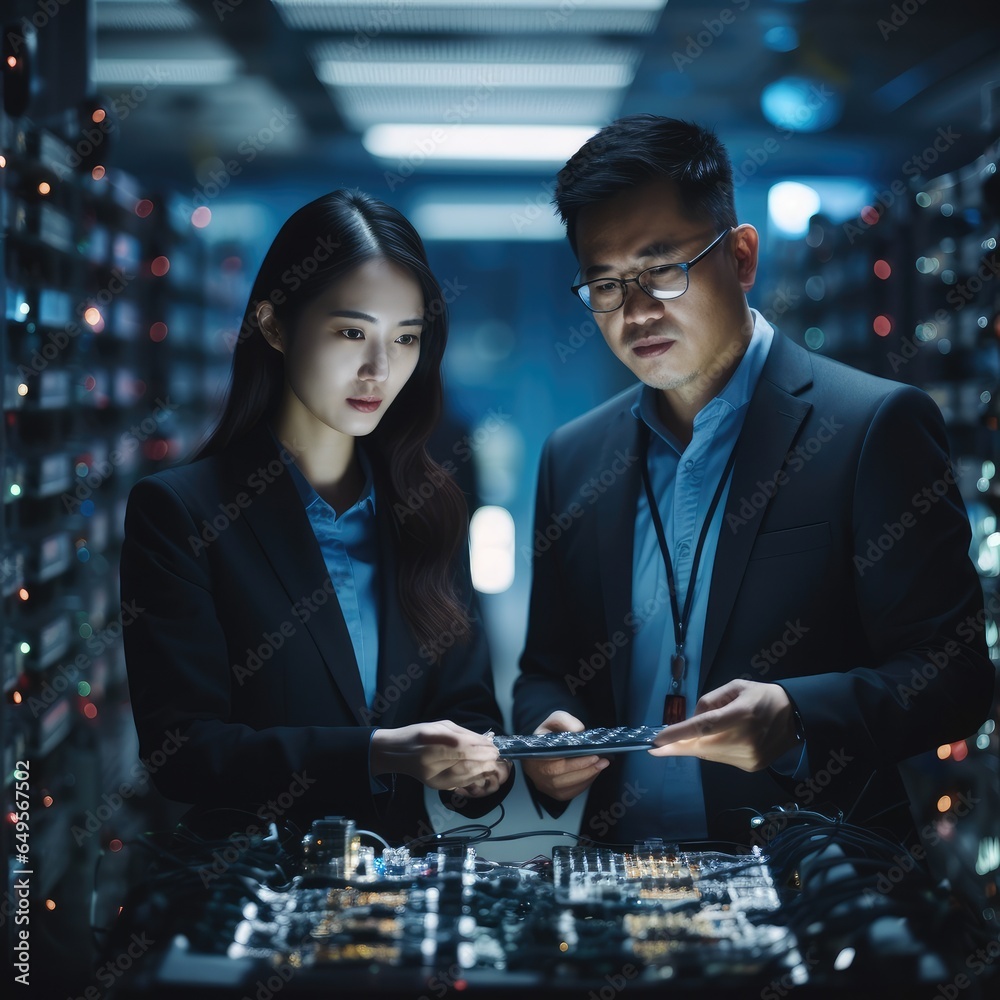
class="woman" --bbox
[119,190,512,845]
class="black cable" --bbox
[752,806,997,961]
[404,802,508,850]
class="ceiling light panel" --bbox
[362,123,598,165]
[96,34,243,86]
[334,88,618,129]
[317,62,634,90]
[311,38,638,70]
[312,39,639,130]
[410,200,565,241]
[96,0,198,31]
[274,0,667,34]
[95,59,241,85]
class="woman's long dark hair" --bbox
[191,189,470,656]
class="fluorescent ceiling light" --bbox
[318,62,634,89]
[311,38,637,62]
[334,88,618,130]
[95,59,240,85]
[283,0,664,7]
[275,0,667,33]
[363,123,598,164]
[311,39,637,68]
[410,201,564,241]
[96,0,198,31]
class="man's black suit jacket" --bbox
[119,423,510,845]
[513,330,995,847]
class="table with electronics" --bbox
[105,728,998,1000]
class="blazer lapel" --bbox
[370,499,412,730]
[596,391,644,719]
[699,334,814,694]
[225,428,369,724]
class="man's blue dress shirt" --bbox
[612,309,803,845]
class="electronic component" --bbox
[493,725,665,758]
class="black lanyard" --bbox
[639,422,739,723]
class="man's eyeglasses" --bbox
[570,227,733,313]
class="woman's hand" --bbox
[370,721,503,791]
[451,758,512,799]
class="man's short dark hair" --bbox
[553,114,738,255]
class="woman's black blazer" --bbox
[118,423,510,845]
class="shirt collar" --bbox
[263,420,376,516]
[631,307,775,442]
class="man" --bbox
[512,115,994,848]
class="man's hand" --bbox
[649,680,797,770]
[370,721,502,791]
[520,711,609,802]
